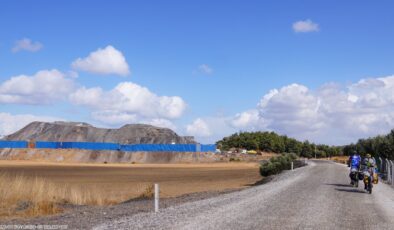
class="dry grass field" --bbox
[0,160,261,218]
[331,156,348,164]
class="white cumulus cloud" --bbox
[230,75,394,145]
[257,83,324,136]
[198,64,213,75]
[231,109,268,131]
[186,118,212,137]
[70,82,186,125]
[72,45,130,76]
[0,69,76,104]
[12,38,43,53]
[292,19,319,33]
[0,113,63,137]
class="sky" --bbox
[0,0,394,145]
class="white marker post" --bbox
[154,183,159,213]
[291,162,294,171]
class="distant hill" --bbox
[4,121,195,144]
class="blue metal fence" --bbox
[0,140,215,152]
[201,144,216,152]
[62,142,120,151]
[35,141,59,149]
[0,141,28,148]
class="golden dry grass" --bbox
[0,173,154,218]
[0,161,261,219]
[331,156,348,164]
[138,184,155,199]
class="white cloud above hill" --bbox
[0,69,76,105]
[70,82,187,125]
[186,118,212,137]
[72,45,130,76]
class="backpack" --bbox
[351,156,360,167]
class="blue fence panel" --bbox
[166,144,196,152]
[36,141,59,149]
[158,144,196,152]
[61,142,73,149]
[177,144,197,152]
[135,144,154,151]
[120,144,135,152]
[201,144,216,152]
[0,141,28,148]
[68,142,120,151]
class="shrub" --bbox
[260,153,298,177]
[277,156,290,170]
[229,157,241,162]
[138,184,154,199]
[272,161,283,172]
[260,162,276,176]
[287,153,298,161]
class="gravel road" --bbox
[95,160,394,230]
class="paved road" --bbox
[95,160,394,230]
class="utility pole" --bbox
[314,145,317,159]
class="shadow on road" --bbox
[325,183,368,194]
[324,183,353,187]
[335,188,366,194]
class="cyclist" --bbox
[349,151,361,185]
[361,153,376,190]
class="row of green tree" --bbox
[342,130,394,160]
[217,130,394,160]
[216,132,341,158]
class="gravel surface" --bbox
[95,160,394,230]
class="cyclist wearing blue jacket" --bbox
[349,151,361,185]
[350,152,361,169]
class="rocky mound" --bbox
[4,121,195,144]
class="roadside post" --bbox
[314,146,317,159]
[291,162,294,171]
[154,183,159,212]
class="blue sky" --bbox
[1,0,394,145]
